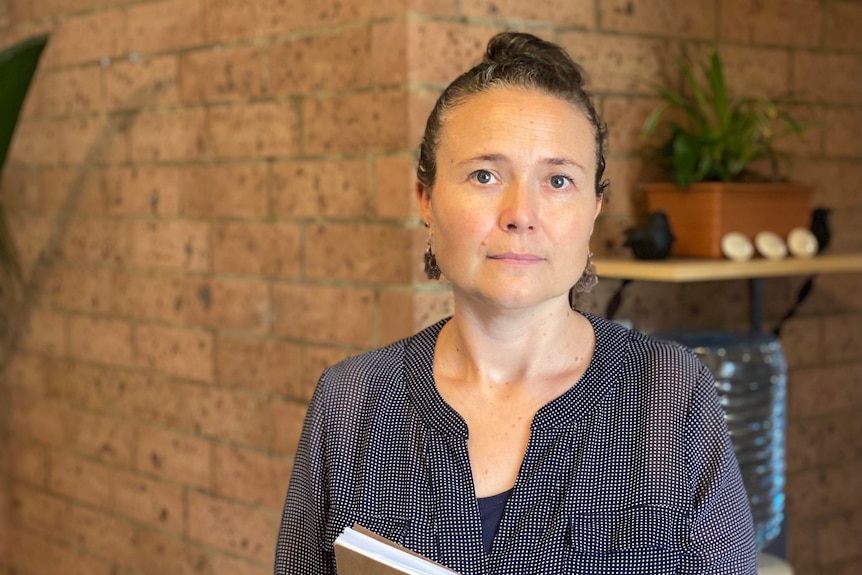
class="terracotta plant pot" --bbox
[640,182,813,258]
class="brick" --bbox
[785,518,818,569]
[7,441,47,485]
[271,159,372,218]
[60,113,130,165]
[379,289,415,345]
[600,0,716,39]
[112,468,185,532]
[813,273,862,314]
[9,396,67,447]
[305,222,413,283]
[136,425,212,489]
[45,265,112,313]
[181,45,264,104]
[180,164,270,218]
[184,385,272,448]
[270,27,371,95]
[68,503,138,565]
[271,284,374,346]
[558,32,673,94]
[213,445,292,510]
[715,45,791,100]
[41,9,125,67]
[38,167,105,214]
[823,107,862,158]
[37,66,103,115]
[817,508,862,563]
[303,90,409,154]
[46,361,190,430]
[188,492,276,562]
[820,313,862,363]
[183,277,272,332]
[600,157,647,218]
[68,315,134,366]
[102,166,182,216]
[214,335,303,396]
[134,324,214,382]
[48,450,114,507]
[792,160,862,210]
[827,208,862,253]
[202,0,287,41]
[780,316,822,369]
[6,529,114,575]
[9,484,65,536]
[213,555,271,575]
[376,155,417,219]
[603,96,662,155]
[128,220,210,272]
[2,352,47,396]
[62,217,128,266]
[824,1,862,51]
[408,0,457,15]
[212,221,301,277]
[127,0,203,54]
[407,20,496,85]
[134,527,214,575]
[20,308,67,356]
[7,118,63,167]
[104,55,180,110]
[794,52,862,104]
[372,21,407,85]
[462,0,595,26]
[71,410,136,465]
[112,271,186,323]
[720,0,821,47]
[209,101,299,159]
[272,399,307,457]
[204,0,389,41]
[786,463,862,519]
[130,108,207,161]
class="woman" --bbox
[274,32,756,575]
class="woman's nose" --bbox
[498,182,536,232]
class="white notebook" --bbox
[333,524,460,575]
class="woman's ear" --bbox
[416,181,432,224]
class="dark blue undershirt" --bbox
[477,488,513,554]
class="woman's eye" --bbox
[471,170,496,185]
[549,175,571,189]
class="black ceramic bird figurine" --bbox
[810,207,831,254]
[623,211,675,260]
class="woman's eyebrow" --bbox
[544,157,586,171]
[458,153,508,166]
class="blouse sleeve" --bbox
[274,377,335,575]
[680,362,758,574]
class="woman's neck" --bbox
[436,298,593,390]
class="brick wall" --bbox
[0,1,859,574]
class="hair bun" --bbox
[484,32,584,86]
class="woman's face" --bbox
[418,87,602,312]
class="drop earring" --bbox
[424,236,441,280]
[572,251,598,297]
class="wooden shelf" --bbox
[594,253,862,283]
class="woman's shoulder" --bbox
[314,318,445,400]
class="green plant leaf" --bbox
[0,34,49,280]
[0,35,49,172]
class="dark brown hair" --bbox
[417,32,609,197]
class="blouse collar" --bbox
[403,313,631,437]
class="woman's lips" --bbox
[488,252,543,263]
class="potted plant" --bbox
[638,48,811,258]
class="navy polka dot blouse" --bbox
[274,313,757,574]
